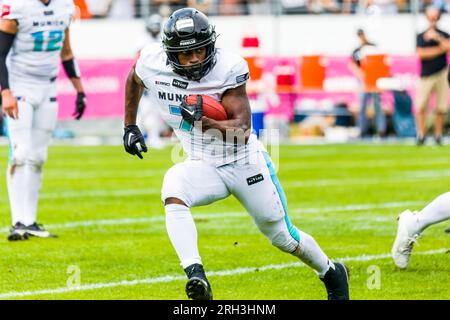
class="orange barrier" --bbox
[244,56,264,81]
[74,0,92,20]
[241,35,263,82]
[299,55,326,91]
[360,54,390,92]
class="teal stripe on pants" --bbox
[262,152,300,242]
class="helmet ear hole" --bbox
[162,8,217,80]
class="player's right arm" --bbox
[124,66,145,127]
[123,66,148,159]
[0,18,18,119]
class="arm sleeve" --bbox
[0,31,15,91]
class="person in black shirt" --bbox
[416,6,450,145]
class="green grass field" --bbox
[0,143,449,300]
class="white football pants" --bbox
[5,79,58,226]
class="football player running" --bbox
[0,0,87,241]
[392,191,450,269]
[123,8,349,300]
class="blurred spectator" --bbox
[219,0,249,15]
[108,0,136,19]
[281,0,312,14]
[188,0,212,13]
[150,0,187,16]
[310,0,340,13]
[349,29,387,137]
[364,0,398,15]
[247,0,272,14]
[415,6,450,145]
[339,0,360,13]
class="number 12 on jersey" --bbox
[31,30,64,52]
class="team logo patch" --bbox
[172,79,189,89]
[246,174,264,186]
[44,10,54,16]
[175,18,194,31]
[1,5,11,17]
[236,73,249,84]
[179,39,196,46]
[155,80,170,87]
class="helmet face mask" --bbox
[162,8,217,81]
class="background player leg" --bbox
[161,160,230,300]
[392,192,450,269]
[5,100,33,241]
[22,93,58,237]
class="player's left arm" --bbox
[437,33,450,51]
[60,28,86,120]
[201,84,252,145]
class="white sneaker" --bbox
[391,210,420,269]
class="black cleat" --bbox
[434,136,442,146]
[7,222,29,241]
[416,136,426,146]
[320,262,350,300]
[184,263,213,300]
[24,223,58,238]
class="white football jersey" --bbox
[1,0,74,83]
[136,44,262,167]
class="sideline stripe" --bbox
[0,249,446,299]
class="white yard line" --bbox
[39,188,161,199]
[0,249,447,299]
[0,200,425,233]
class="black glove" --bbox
[180,95,203,125]
[123,125,148,159]
[73,92,86,120]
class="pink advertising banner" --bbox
[56,56,448,119]
[56,59,134,120]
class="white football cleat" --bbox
[24,223,58,238]
[391,210,420,269]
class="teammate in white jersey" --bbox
[135,13,166,149]
[392,191,450,269]
[123,8,349,300]
[0,0,86,241]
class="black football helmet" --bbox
[162,8,217,81]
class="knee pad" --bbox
[256,218,299,253]
[270,229,299,253]
[27,147,47,171]
[9,144,28,167]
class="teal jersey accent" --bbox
[262,152,300,242]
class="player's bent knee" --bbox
[10,145,28,167]
[270,230,299,253]
[27,150,47,171]
[161,165,192,207]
